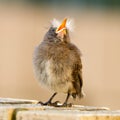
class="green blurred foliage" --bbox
[0,0,120,8]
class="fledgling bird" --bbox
[33,18,84,107]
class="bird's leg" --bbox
[38,92,60,106]
[62,93,72,107]
[57,93,72,107]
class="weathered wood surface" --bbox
[0,98,119,120]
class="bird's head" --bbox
[44,18,72,43]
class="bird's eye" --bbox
[51,28,55,32]
[52,29,57,36]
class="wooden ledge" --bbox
[0,98,119,120]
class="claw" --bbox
[37,101,61,107]
[37,101,72,107]
[57,103,72,107]
[37,101,49,105]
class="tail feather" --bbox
[78,90,85,98]
[72,90,85,99]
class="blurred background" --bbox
[0,0,120,110]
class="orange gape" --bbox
[56,18,67,33]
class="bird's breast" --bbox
[39,58,75,93]
[33,43,78,93]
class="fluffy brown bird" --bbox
[33,18,84,107]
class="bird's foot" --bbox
[38,101,72,107]
[56,103,72,107]
[38,101,61,107]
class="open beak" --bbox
[56,18,67,36]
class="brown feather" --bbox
[33,24,84,100]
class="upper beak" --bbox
[56,18,67,35]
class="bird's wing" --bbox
[72,63,84,99]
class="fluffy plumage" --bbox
[33,18,84,107]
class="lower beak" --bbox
[57,29,67,39]
[62,29,67,35]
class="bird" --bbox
[33,18,84,107]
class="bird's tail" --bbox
[72,89,85,99]
[78,90,86,98]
